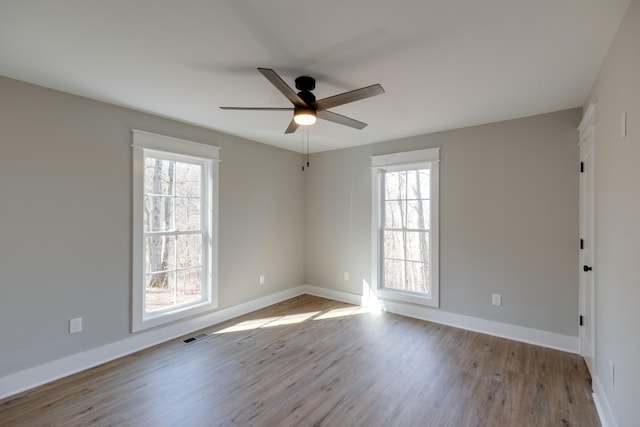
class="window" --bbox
[132,130,219,331]
[371,148,440,307]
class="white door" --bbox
[578,105,595,374]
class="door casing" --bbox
[578,104,596,374]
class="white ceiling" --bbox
[0,0,631,153]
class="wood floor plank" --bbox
[0,295,599,427]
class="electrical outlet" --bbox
[259,275,265,285]
[492,294,501,306]
[344,272,350,281]
[69,317,82,334]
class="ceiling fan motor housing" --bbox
[295,76,317,104]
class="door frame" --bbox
[578,103,596,374]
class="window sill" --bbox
[376,288,439,308]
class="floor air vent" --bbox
[183,333,208,343]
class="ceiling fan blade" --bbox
[220,107,293,111]
[285,118,300,134]
[317,110,367,130]
[313,84,385,111]
[258,68,307,107]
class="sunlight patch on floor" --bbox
[314,306,369,320]
[213,317,281,333]
[214,303,374,334]
[214,312,320,334]
[262,312,321,327]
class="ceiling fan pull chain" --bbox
[306,130,310,168]
[301,131,305,171]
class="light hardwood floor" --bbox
[1,295,599,427]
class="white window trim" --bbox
[371,148,440,308]
[131,129,220,332]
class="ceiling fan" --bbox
[220,68,385,134]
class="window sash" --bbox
[141,152,210,316]
[381,167,432,295]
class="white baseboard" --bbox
[301,284,364,306]
[0,286,306,400]
[303,285,578,353]
[379,299,579,353]
[592,375,618,427]
[0,284,580,401]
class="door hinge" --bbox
[580,161,584,173]
[580,315,584,326]
[580,238,584,250]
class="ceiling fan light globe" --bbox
[294,109,317,126]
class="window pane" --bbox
[175,162,201,197]
[406,261,429,294]
[384,171,406,200]
[145,271,176,312]
[383,230,404,260]
[384,201,405,229]
[144,195,174,232]
[177,234,203,269]
[176,267,203,305]
[175,197,201,231]
[406,169,430,200]
[406,231,429,262]
[383,259,405,290]
[144,158,174,196]
[145,235,175,273]
[407,200,430,230]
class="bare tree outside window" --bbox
[143,157,204,312]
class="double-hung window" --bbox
[132,130,219,331]
[372,148,440,307]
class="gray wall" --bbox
[584,0,640,425]
[0,77,305,376]
[306,109,581,336]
